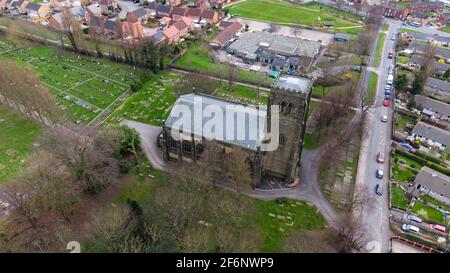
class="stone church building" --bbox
[158,75,312,188]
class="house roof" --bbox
[163,25,179,38]
[272,75,311,93]
[408,2,443,8]
[148,31,165,43]
[131,7,147,18]
[409,12,430,19]
[219,20,234,29]
[211,21,241,45]
[415,95,450,118]
[86,4,102,15]
[412,121,450,147]
[91,15,105,27]
[414,166,450,199]
[171,6,186,16]
[200,9,216,19]
[164,93,267,151]
[173,19,188,31]
[104,18,119,31]
[408,41,450,58]
[410,55,450,72]
[186,7,201,17]
[411,31,450,44]
[426,77,450,93]
[26,2,41,11]
[11,0,24,8]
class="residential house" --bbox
[9,0,28,14]
[179,16,193,31]
[173,19,189,37]
[48,6,85,30]
[89,15,106,34]
[104,18,121,38]
[210,21,241,48]
[408,41,450,61]
[147,3,171,18]
[159,16,173,29]
[25,3,49,18]
[0,0,16,10]
[126,8,149,24]
[415,94,450,121]
[425,77,450,96]
[163,24,180,44]
[411,32,450,47]
[148,31,166,44]
[200,9,218,24]
[121,20,144,40]
[383,4,408,20]
[407,12,432,26]
[171,6,187,20]
[411,166,450,202]
[50,0,70,10]
[85,4,104,22]
[407,2,444,13]
[411,121,450,150]
[409,55,450,74]
[186,7,202,21]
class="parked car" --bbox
[381,115,388,122]
[391,34,396,41]
[383,99,390,106]
[428,224,447,233]
[376,169,384,179]
[375,184,383,195]
[387,74,394,85]
[385,94,390,99]
[385,84,391,91]
[402,224,420,233]
[377,152,385,163]
[402,214,423,223]
[388,51,394,59]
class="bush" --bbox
[130,81,143,92]
[138,71,153,84]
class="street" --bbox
[354,20,401,253]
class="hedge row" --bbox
[395,149,450,176]
[414,150,445,166]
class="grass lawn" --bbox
[0,38,139,125]
[391,184,410,209]
[394,112,416,132]
[392,152,421,182]
[397,55,410,65]
[383,23,389,32]
[412,201,447,225]
[175,42,274,86]
[0,105,41,183]
[366,72,378,106]
[228,0,363,35]
[214,83,269,105]
[420,194,450,212]
[439,26,450,34]
[374,32,386,67]
[312,86,328,97]
[303,133,318,150]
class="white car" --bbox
[376,169,384,179]
[381,115,388,122]
[402,224,420,234]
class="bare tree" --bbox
[61,6,85,53]
[204,141,225,188]
[291,21,303,38]
[331,213,370,253]
[224,148,253,198]
[226,64,237,91]
[0,59,61,126]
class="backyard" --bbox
[391,184,410,210]
[0,105,41,183]
[412,201,448,225]
[392,152,422,183]
[228,0,363,35]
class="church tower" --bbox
[263,75,312,183]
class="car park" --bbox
[402,214,423,223]
[377,152,385,163]
[383,99,389,106]
[381,115,388,122]
[376,169,384,179]
[375,184,383,195]
[402,224,420,233]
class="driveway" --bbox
[120,120,167,171]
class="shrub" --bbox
[130,81,143,92]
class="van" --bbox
[402,224,420,233]
[386,74,394,85]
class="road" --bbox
[384,18,450,38]
[354,20,401,253]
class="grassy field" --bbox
[374,32,386,67]
[228,0,363,35]
[392,152,421,182]
[0,38,139,124]
[420,194,450,213]
[391,184,410,209]
[412,201,447,225]
[366,72,378,106]
[174,42,274,86]
[439,26,450,34]
[0,106,41,183]
[397,55,410,65]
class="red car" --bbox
[377,152,385,163]
[388,51,393,59]
[383,99,390,106]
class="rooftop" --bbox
[165,93,266,151]
[412,121,450,147]
[272,75,311,94]
[414,166,450,199]
[415,95,450,118]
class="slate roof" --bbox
[412,121,450,146]
[165,93,267,151]
[426,77,450,93]
[414,166,450,199]
[26,2,41,11]
[415,95,450,118]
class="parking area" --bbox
[226,18,335,46]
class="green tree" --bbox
[394,73,408,92]
[443,68,450,80]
